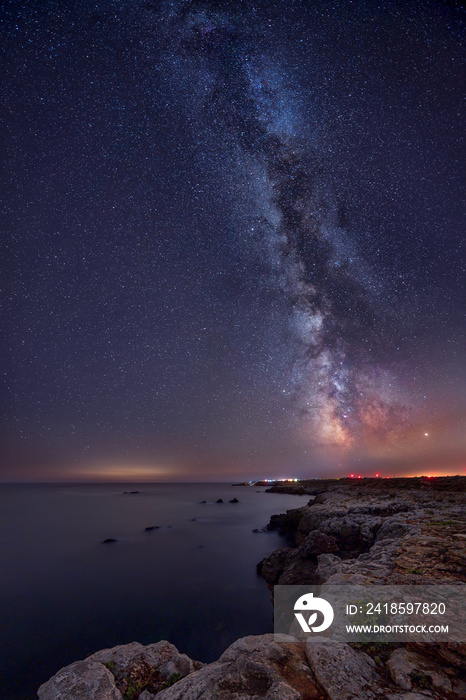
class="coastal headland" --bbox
[38,476,466,699]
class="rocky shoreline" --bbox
[259,476,466,587]
[38,477,466,699]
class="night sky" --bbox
[1,0,465,481]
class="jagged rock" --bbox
[257,546,292,585]
[296,530,338,558]
[267,508,304,540]
[305,639,379,700]
[387,648,452,693]
[260,480,466,587]
[87,640,198,697]
[277,555,317,585]
[38,659,123,699]
[229,498,239,503]
[154,634,324,699]
[296,506,348,544]
[216,499,224,503]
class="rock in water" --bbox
[102,538,118,544]
[229,498,239,503]
[216,498,223,503]
[38,660,123,699]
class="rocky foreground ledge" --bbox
[39,477,466,699]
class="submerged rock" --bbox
[102,538,118,544]
[145,526,161,531]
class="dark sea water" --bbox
[0,483,309,699]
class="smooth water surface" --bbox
[0,483,309,699]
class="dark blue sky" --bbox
[1,0,464,480]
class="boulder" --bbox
[155,634,323,699]
[38,659,122,699]
[87,640,197,697]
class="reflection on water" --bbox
[0,483,309,699]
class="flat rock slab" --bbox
[305,639,378,700]
[38,659,122,699]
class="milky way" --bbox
[2,0,464,478]
[159,1,409,450]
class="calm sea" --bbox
[0,482,309,699]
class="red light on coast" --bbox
[375,473,379,477]
[350,474,354,478]
[358,475,362,479]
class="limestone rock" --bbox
[296,530,338,558]
[38,659,122,699]
[88,640,196,697]
[387,648,452,693]
[305,639,379,700]
[258,546,292,586]
[155,634,324,700]
[315,553,343,583]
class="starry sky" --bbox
[1,0,465,481]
